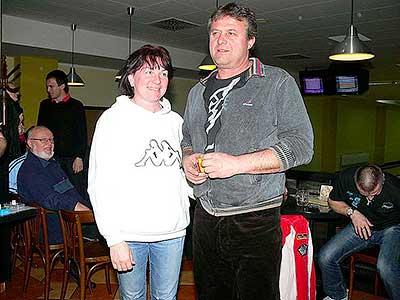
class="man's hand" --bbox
[351,210,373,240]
[74,202,90,211]
[182,153,208,184]
[201,152,239,179]
[0,131,6,158]
[72,157,84,173]
[110,242,135,271]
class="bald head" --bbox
[354,165,384,199]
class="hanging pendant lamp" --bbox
[329,0,375,61]
[67,24,85,86]
[115,6,135,80]
[198,0,219,71]
[198,55,217,71]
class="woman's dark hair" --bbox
[207,2,257,40]
[118,44,173,97]
[46,70,69,93]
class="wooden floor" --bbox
[0,258,196,300]
[0,257,386,300]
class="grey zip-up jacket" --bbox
[182,58,314,216]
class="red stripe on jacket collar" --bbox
[52,94,71,103]
[200,57,264,86]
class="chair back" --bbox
[58,209,111,300]
[58,210,95,264]
[23,202,64,300]
[26,202,60,254]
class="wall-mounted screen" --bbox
[336,75,358,93]
[299,66,368,96]
[302,77,324,94]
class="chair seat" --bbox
[352,247,379,264]
[48,243,64,251]
[84,241,111,264]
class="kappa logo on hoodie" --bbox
[135,139,181,167]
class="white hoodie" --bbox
[88,95,190,247]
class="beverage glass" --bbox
[296,189,310,207]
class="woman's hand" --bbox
[110,241,135,271]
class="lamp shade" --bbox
[329,25,375,61]
[67,67,85,86]
[198,55,216,71]
[67,24,85,86]
[115,68,123,81]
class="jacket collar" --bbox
[28,151,56,168]
[51,93,71,103]
[200,57,266,86]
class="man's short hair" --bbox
[46,70,69,93]
[207,2,257,41]
[354,165,384,193]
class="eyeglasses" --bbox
[29,138,55,144]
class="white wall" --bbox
[3,14,205,71]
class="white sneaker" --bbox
[323,295,348,300]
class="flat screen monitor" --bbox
[302,77,324,94]
[336,75,358,93]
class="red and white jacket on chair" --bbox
[280,215,316,300]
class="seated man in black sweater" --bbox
[318,165,400,300]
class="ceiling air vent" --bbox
[149,18,199,32]
[274,53,310,60]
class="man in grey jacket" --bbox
[181,3,314,300]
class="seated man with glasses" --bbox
[318,165,400,300]
[16,126,92,244]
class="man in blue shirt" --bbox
[17,126,90,244]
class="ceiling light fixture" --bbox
[115,6,135,80]
[67,24,85,86]
[198,0,219,71]
[198,55,216,71]
[329,0,375,61]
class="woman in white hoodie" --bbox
[88,45,190,300]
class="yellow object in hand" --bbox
[197,157,205,173]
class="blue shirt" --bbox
[18,151,84,243]
[9,152,28,194]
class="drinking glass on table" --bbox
[295,189,310,207]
